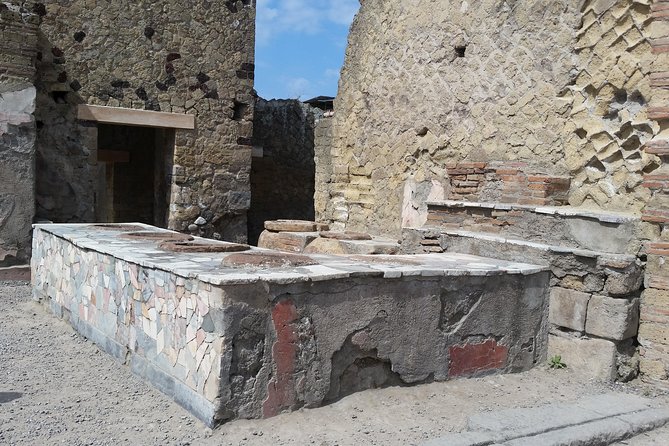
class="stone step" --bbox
[412,228,642,296]
[422,393,669,446]
[425,200,645,255]
[258,229,400,255]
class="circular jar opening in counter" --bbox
[159,240,250,253]
[118,231,194,242]
[222,251,318,268]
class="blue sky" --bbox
[255,0,360,100]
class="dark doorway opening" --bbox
[95,124,174,227]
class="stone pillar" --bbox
[0,3,38,266]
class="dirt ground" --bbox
[1,280,669,446]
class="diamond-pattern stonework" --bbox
[319,0,660,236]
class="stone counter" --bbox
[32,223,550,426]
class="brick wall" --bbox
[446,162,570,206]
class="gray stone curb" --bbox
[422,394,669,446]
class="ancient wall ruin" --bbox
[248,99,319,244]
[637,0,669,383]
[0,3,38,266]
[26,0,255,241]
[314,115,333,224]
[319,0,661,236]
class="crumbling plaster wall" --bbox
[320,0,660,236]
[0,2,38,266]
[28,0,255,242]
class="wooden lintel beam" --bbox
[78,104,195,129]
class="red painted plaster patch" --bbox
[449,339,508,378]
[262,299,299,418]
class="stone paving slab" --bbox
[422,394,669,446]
[468,393,652,435]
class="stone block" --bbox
[641,288,669,318]
[646,252,669,279]
[585,295,639,341]
[257,230,318,253]
[638,320,669,346]
[549,287,590,331]
[303,237,346,254]
[339,239,400,255]
[604,262,644,297]
[548,335,616,381]
[264,220,319,232]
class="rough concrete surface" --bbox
[2,281,669,446]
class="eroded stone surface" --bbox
[264,220,319,233]
[549,287,591,332]
[318,0,659,237]
[586,295,640,341]
[159,241,250,254]
[548,334,617,381]
[0,5,38,266]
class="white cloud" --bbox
[324,68,340,79]
[326,0,359,25]
[285,77,313,99]
[256,0,359,45]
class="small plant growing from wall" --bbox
[548,355,567,369]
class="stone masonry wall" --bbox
[637,0,669,383]
[320,0,660,236]
[314,114,333,224]
[248,99,320,244]
[28,0,255,242]
[566,0,659,211]
[0,2,38,266]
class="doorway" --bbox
[95,124,174,227]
